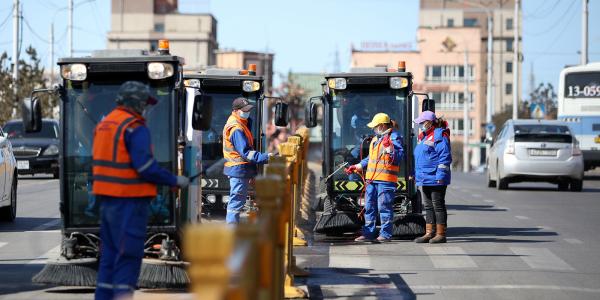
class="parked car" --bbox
[2,119,60,178]
[487,119,584,191]
[0,126,17,221]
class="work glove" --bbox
[382,135,393,154]
[176,176,190,188]
[345,164,359,175]
[268,152,276,158]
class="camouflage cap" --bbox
[116,81,158,105]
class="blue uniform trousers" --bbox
[95,196,150,300]
[226,177,249,224]
[363,181,396,239]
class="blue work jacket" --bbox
[414,128,452,186]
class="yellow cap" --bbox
[367,113,391,128]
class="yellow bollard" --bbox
[184,224,235,300]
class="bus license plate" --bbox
[17,160,30,170]
[530,149,557,156]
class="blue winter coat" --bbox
[414,128,452,186]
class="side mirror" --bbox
[22,97,42,133]
[485,136,494,145]
[191,95,213,131]
[274,102,289,127]
[422,98,435,112]
[305,96,320,128]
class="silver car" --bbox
[0,125,18,221]
[487,120,584,191]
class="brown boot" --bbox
[414,224,435,243]
[429,224,447,243]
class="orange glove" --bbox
[382,135,392,148]
[345,165,358,175]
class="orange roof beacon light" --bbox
[158,39,170,55]
[248,64,257,76]
[239,69,249,75]
[398,61,406,72]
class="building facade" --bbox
[107,0,218,70]
[215,50,274,92]
[420,0,522,114]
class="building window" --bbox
[426,65,474,82]
[506,18,513,30]
[464,18,478,27]
[506,38,514,51]
[506,62,513,74]
[447,18,454,27]
[429,91,474,111]
[154,23,165,33]
[150,40,158,52]
[505,83,513,95]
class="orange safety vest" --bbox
[92,107,157,198]
[222,114,254,168]
[365,135,400,183]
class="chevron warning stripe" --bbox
[201,179,219,188]
[333,179,407,192]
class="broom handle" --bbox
[324,162,349,182]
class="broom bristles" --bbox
[314,211,362,235]
[32,258,98,287]
[137,259,189,289]
[392,213,426,239]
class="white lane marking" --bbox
[0,242,7,250]
[515,215,529,220]
[17,180,56,187]
[28,218,61,232]
[537,225,553,231]
[411,285,600,293]
[497,207,510,210]
[28,245,61,264]
[471,193,482,198]
[423,246,477,269]
[483,199,494,203]
[510,247,574,271]
[329,245,370,269]
[564,238,583,245]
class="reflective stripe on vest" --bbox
[92,107,157,198]
[365,137,400,183]
[222,115,254,168]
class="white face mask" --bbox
[239,111,251,119]
[419,122,430,132]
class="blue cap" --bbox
[414,110,436,123]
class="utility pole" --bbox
[485,11,493,163]
[463,49,470,173]
[581,0,588,65]
[512,0,520,120]
[68,0,73,57]
[12,0,19,102]
[49,23,54,86]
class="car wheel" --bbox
[570,179,583,192]
[497,178,509,190]
[558,182,569,191]
[0,176,17,222]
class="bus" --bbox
[558,63,600,171]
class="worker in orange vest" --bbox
[92,81,189,300]
[223,97,272,224]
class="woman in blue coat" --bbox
[413,111,452,243]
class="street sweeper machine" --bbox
[307,61,430,239]
[23,41,212,288]
[183,65,268,216]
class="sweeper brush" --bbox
[137,259,189,289]
[32,258,98,287]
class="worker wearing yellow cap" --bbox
[345,113,404,242]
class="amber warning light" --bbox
[248,64,257,76]
[158,40,170,54]
[398,61,406,72]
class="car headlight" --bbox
[184,79,201,88]
[328,78,347,90]
[147,62,174,79]
[389,77,409,89]
[242,80,261,92]
[206,194,216,204]
[61,63,87,81]
[43,145,59,156]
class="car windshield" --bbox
[200,90,259,179]
[514,124,570,134]
[3,121,58,139]
[62,74,175,228]
[330,86,408,182]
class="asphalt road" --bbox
[1,172,600,299]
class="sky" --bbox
[0,0,598,98]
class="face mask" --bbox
[419,123,430,132]
[239,111,251,119]
[374,127,384,136]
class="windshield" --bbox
[62,74,176,228]
[4,121,59,139]
[201,90,259,179]
[514,124,570,134]
[330,86,408,182]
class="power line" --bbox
[0,4,13,30]
[522,0,560,20]
[22,16,50,44]
[523,0,577,36]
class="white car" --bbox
[0,126,17,221]
[487,119,584,191]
